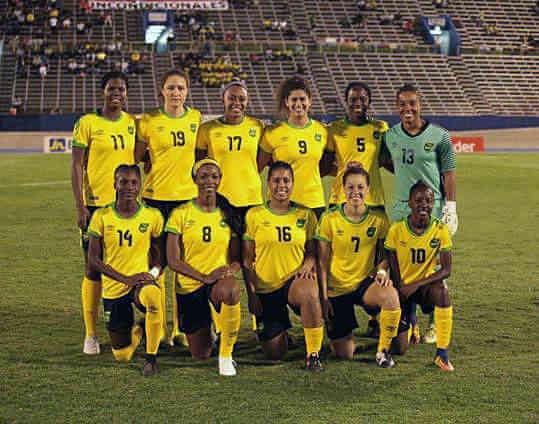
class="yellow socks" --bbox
[139,285,163,355]
[434,306,453,350]
[378,308,401,352]
[158,274,168,341]
[251,315,257,332]
[82,277,101,338]
[112,325,143,362]
[303,326,324,356]
[210,302,223,335]
[218,303,240,358]
[172,276,181,336]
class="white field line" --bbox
[0,180,70,188]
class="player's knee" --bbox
[381,286,400,310]
[216,278,240,305]
[431,281,451,307]
[298,280,319,305]
[112,346,134,362]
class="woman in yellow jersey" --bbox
[166,159,242,376]
[385,181,455,372]
[135,69,201,347]
[71,71,135,356]
[243,161,324,371]
[326,82,392,339]
[88,165,165,376]
[316,166,402,368]
[258,76,329,219]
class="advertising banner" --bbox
[451,136,485,153]
[89,0,228,10]
[44,136,73,153]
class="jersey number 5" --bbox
[356,138,365,152]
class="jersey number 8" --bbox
[202,226,212,242]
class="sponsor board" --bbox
[44,137,73,153]
[89,0,228,10]
[450,136,485,153]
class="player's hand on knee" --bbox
[204,266,229,284]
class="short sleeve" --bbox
[314,212,332,243]
[243,208,256,240]
[72,116,90,149]
[88,210,103,238]
[196,123,208,150]
[378,214,390,239]
[305,210,317,241]
[384,223,397,251]
[436,129,456,173]
[152,209,164,238]
[439,223,453,251]
[165,207,183,235]
[136,115,148,144]
[260,127,273,153]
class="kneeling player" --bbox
[316,166,402,367]
[385,181,455,371]
[166,159,242,376]
[243,161,324,371]
[88,165,165,376]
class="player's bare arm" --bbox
[400,250,452,299]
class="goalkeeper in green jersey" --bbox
[381,84,457,343]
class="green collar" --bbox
[285,118,312,129]
[405,216,433,237]
[264,201,296,216]
[192,199,218,214]
[339,203,369,224]
[95,108,123,122]
[112,202,142,219]
[160,106,189,119]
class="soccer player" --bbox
[166,159,242,376]
[196,79,264,333]
[316,166,401,367]
[135,69,201,347]
[326,82,391,339]
[385,181,455,371]
[87,164,165,376]
[243,161,324,371]
[382,84,458,343]
[71,71,135,355]
[259,76,328,219]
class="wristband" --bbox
[149,266,161,279]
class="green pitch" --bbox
[0,153,537,424]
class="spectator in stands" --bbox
[62,12,71,29]
[485,23,498,36]
[379,13,395,25]
[39,63,48,78]
[12,97,22,113]
[533,1,539,16]
[366,0,377,10]
[310,16,316,30]
[76,19,86,34]
[357,0,366,10]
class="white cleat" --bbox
[424,324,437,344]
[375,350,395,368]
[83,336,100,355]
[219,357,237,376]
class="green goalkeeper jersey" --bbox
[382,121,456,204]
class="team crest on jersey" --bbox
[315,134,322,142]
[128,126,134,135]
[424,142,434,152]
[430,238,440,248]
[249,128,256,138]
[373,131,380,140]
[296,219,306,228]
[190,124,197,133]
[367,227,376,237]
[139,223,149,233]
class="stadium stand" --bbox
[1,0,538,116]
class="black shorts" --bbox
[255,279,301,342]
[80,206,101,251]
[327,277,380,340]
[311,207,326,220]
[176,284,216,335]
[399,286,436,332]
[103,289,146,332]
[142,198,190,222]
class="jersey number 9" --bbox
[298,140,307,154]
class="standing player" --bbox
[259,76,328,219]
[135,69,201,347]
[326,82,391,338]
[243,161,324,371]
[166,159,242,376]
[316,166,401,367]
[87,164,165,376]
[385,181,455,371]
[71,71,135,355]
[196,79,264,333]
[382,84,458,343]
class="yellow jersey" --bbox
[327,118,389,206]
[197,116,264,207]
[88,203,164,299]
[165,200,235,295]
[316,206,389,297]
[261,120,328,209]
[137,107,201,201]
[72,110,136,207]
[384,217,452,285]
[244,204,317,293]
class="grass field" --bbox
[1,153,538,424]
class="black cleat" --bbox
[305,353,324,372]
